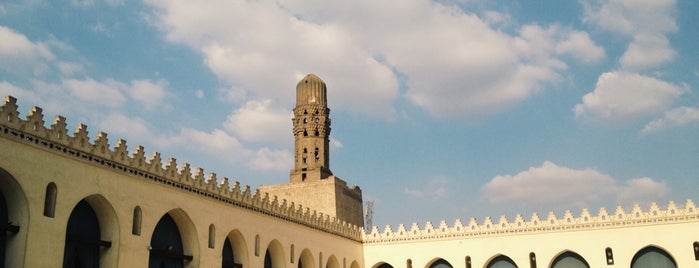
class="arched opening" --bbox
[374,263,394,268]
[44,182,57,217]
[465,256,472,268]
[0,189,17,268]
[298,248,315,268]
[222,229,248,268]
[350,260,360,268]
[62,199,112,267]
[529,252,536,268]
[486,255,518,268]
[0,168,29,268]
[149,212,194,268]
[550,251,589,268]
[693,241,699,260]
[208,224,216,249]
[630,246,676,268]
[132,206,142,236]
[326,255,340,268]
[428,258,453,268]
[264,239,284,268]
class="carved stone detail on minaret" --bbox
[291,74,333,183]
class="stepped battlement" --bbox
[0,95,363,241]
[363,199,698,244]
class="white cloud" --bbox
[143,0,603,119]
[167,128,250,163]
[99,113,154,143]
[58,62,85,76]
[481,161,669,207]
[555,30,605,64]
[248,147,293,171]
[405,176,449,199]
[620,34,675,71]
[194,89,204,99]
[583,0,677,36]
[223,100,292,146]
[127,79,168,109]
[62,78,127,108]
[0,25,54,74]
[642,106,699,133]
[583,0,677,71]
[574,71,684,123]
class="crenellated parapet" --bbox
[0,96,363,241]
[363,199,699,244]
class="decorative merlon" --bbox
[363,199,698,243]
[0,95,362,241]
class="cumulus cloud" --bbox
[62,78,127,108]
[577,0,684,127]
[482,161,669,207]
[0,25,54,74]
[405,176,449,199]
[223,100,292,146]
[248,147,293,171]
[126,79,168,109]
[555,31,605,64]
[144,0,603,119]
[642,106,699,133]
[574,72,684,123]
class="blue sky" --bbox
[1,0,697,228]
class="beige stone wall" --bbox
[0,108,364,267]
[260,176,364,227]
[363,203,699,267]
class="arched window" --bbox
[265,249,272,268]
[255,235,260,257]
[208,224,216,249]
[406,258,412,268]
[693,242,699,261]
[529,252,536,268]
[63,199,111,267]
[486,255,517,268]
[149,213,191,268]
[43,182,57,218]
[290,244,294,263]
[429,258,452,268]
[376,263,394,268]
[222,237,242,268]
[551,251,589,268]
[631,246,676,268]
[132,206,142,236]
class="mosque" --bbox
[0,74,697,267]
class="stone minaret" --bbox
[260,74,363,227]
[290,74,333,183]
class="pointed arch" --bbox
[264,239,284,268]
[222,229,248,268]
[631,246,676,268]
[0,167,28,268]
[350,260,360,268]
[485,255,518,268]
[550,251,589,268]
[326,255,340,268]
[426,258,453,268]
[372,262,394,268]
[149,209,199,268]
[298,248,315,268]
[63,199,103,267]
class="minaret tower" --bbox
[260,73,363,227]
[290,74,333,183]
